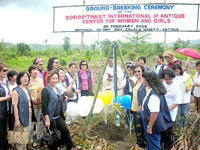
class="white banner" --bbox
[53,4,200,32]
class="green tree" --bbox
[125,31,151,53]
[63,36,71,52]
[16,43,31,56]
[100,39,112,56]
[90,42,96,51]
[83,50,92,61]
[173,38,190,50]
[117,40,132,56]
[44,39,48,50]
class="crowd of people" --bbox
[0,50,200,150]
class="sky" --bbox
[0,0,200,46]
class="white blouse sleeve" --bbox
[148,94,160,112]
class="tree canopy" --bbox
[63,36,71,52]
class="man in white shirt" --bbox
[102,57,124,96]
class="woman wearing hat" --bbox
[163,51,182,68]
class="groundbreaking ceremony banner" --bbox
[53,4,200,32]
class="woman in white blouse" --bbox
[161,68,182,150]
[172,63,193,127]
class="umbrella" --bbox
[175,48,200,60]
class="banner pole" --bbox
[80,0,85,60]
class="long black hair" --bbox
[47,57,58,71]
[142,70,166,95]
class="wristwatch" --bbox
[147,125,152,129]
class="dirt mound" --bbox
[90,121,130,141]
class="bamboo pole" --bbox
[116,42,134,88]
[82,45,113,138]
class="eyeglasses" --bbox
[3,69,7,72]
[39,64,43,66]
[81,64,87,66]
[134,71,141,73]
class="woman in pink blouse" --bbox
[77,60,95,96]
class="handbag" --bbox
[8,125,29,145]
[43,128,61,145]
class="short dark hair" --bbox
[138,56,146,64]
[7,70,18,81]
[196,61,200,67]
[134,64,145,73]
[171,63,183,75]
[16,71,30,85]
[79,60,88,69]
[28,65,38,74]
[69,62,76,68]
[156,54,164,62]
[161,68,175,79]
[47,57,58,71]
[45,70,59,83]
[142,71,166,95]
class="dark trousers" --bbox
[81,90,93,96]
[0,116,8,150]
[50,116,73,150]
[8,113,14,130]
[161,126,174,150]
[132,111,146,148]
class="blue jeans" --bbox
[177,103,189,127]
